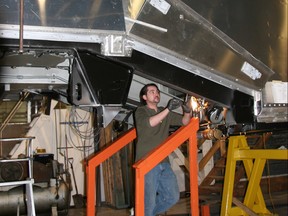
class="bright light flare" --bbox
[190,96,198,111]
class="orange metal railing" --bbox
[86,128,137,216]
[133,118,199,216]
[86,118,199,216]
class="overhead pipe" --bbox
[19,0,24,53]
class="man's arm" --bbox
[150,99,182,127]
[149,108,170,127]
[182,112,192,125]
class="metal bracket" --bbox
[101,35,133,57]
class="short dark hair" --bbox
[139,83,159,105]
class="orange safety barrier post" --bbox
[201,204,210,216]
[133,118,199,216]
[86,128,137,216]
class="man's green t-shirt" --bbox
[134,105,183,162]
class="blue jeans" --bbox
[144,162,180,216]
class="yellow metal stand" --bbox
[221,135,288,216]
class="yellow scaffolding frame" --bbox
[221,135,288,216]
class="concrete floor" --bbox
[66,196,288,216]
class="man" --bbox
[134,83,192,216]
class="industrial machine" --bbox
[0,0,287,215]
[0,144,70,216]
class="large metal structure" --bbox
[0,1,287,214]
[0,0,287,126]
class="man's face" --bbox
[144,86,160,104]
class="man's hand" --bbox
[167,99,182,111]
[182,96,193,114]
[182,100,192,113]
